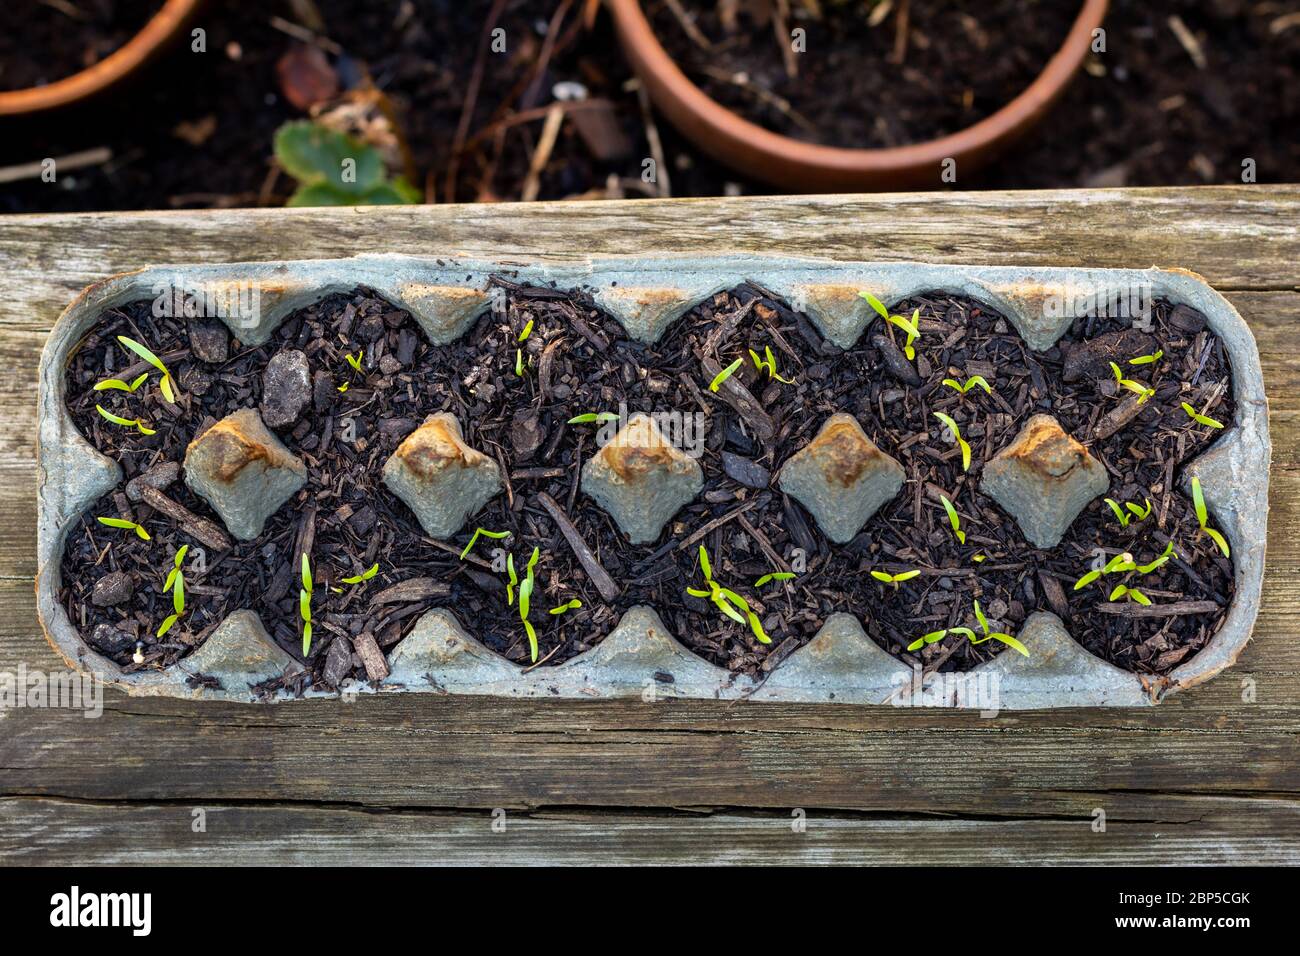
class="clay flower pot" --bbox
[604,0,1110,191]
[0,0,202,117]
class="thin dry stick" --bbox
[662,0,713,50]
[0,148,111,185]
[521,104,565,202]
[445,0,509,203]
[633,79,672,198]
[889,0,910,65]
[536,492,621,603]
[774,0,798,79]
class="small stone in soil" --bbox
[312,370,337,412]
[188,318,230,364]
[125,461,180,502]
[323,636,352,686]
[91,571,134,607]
[260,348,311,428]
[721,451,771,489]
[91,622,136,654]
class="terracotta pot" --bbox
[604,0,1110,191]
[0,0,202,117]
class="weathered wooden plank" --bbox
[3,795,1297,865]
[0,189,1295,339]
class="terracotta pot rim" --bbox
[0,0,202,117]
[604,0,1110,189]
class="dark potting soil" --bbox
[58,279,1238,689]
[0,0,160,93]
[647,0,1081,148]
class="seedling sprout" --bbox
[907,627,974,652]
[1129,350,1164,366]
[708,358,743,392]
[940,374,992,397]
[1073,552,1136,591]
[344,350,363,372]
[96,404,156,435]
[939,494,965,544]
[1108,361,1155,404]
[968,599,1030,656]
[514,349,524,377]
[1181,402,1224,429]
[299,553,314,655]
[859,292,920,360]
[93,372,149,394]
[567,412,620,425]
[549,599,582,615]
[157,546,188,637]
[686,545,770,644]
[341,562,380,584]
[1191,476,1231,558]
[1108,583,1152,606]
[754,571,796,587]
[518,546,540,662]
[748,345,795,384]
[97,516,150,541]
[460,526,511,560]
[1104,497,1152,528]
[518,319,534,342]
[116,335,177,403]
[870,568,921,588]
[1135,541,1176,574]
[933,412,971,471]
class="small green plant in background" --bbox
[1181,402,1224,429]
[96,404,156,436]
[1104,497,1152,528]
[1129,350,1164,366]
[157,546,188,638]
[1108,583,1152,606]
[341,562,379,585]
[860,292,920,360]
[300,553,314,656]
[549,599,582,615]
[518,319,534,342]
[274,121,420,206]
[870,568,921,589]
[514,349,525,377]
[687,545,770,644]
[97,515,150,541]
[567,412,620,425]
[749,345,795,384]
[708,358,743,392]
[941,374,992,397]
[116,335,178,404]
[93,372,149,394]
[1108,361,1155,404]
[939,494,965,544]
[1191,476,1231,558]
[933,412,972,471]
[1136,541,1176,574]
[344,351,364,372]
[968,600,1030,657]
[459,526,511,560]
[754,571,796,587]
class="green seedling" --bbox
[97,516,150,541]
[506,553,518,606]
[274,120,420,206]
[968,599,1030,657]
[708,358,743,392]
[157,546,188,638]
[567,412,620,425]
[518,547,540,662]
[941,375,992,396]
[337,382,349,393]
[1181,402,1224,429]
[1104,497,1152,528]
[860,292,921,360]
[93,372,150,394]
[1129,350,1164,366]
[870,568,921,588]
[514,348,524,377]
[1135,541,1177,575]
[686,545,770,644]
[340,562,380,585]
[939,494,965,544]
[1074,551,1136,591]
[518,319,534,342]
[116,335,177,403]
[299,553,314,656]
[549,599,583,615]
[1108,583,1152,606]
[933,412,972,472]
[344,351,363,372]
[1191,476,1230,558]
[748,345,795,384]
[1108,361,1155,404]
[460,526,511,560]
[907,627,975,652]
[754,571,796,587]
[96,404,156,435]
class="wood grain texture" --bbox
[1,187,1297,864]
